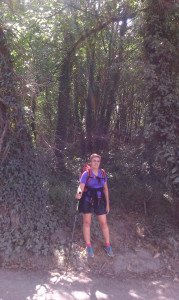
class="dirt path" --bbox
[1,211,179,300]
[0,268,179,300]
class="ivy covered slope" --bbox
[0,27,58,261]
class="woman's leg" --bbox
[97,214,110,244]
[83,213,92,244]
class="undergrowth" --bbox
[0,144,177,268]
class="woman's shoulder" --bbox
[99,168,106,174]
[99,168,107,178]
[80,170,88,181]
[82,170,89,176]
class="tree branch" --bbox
[0,97,8,107]
[66,3,106,19]
[69,16,121,56]
[0,97,18,110]
[0,120,8,153]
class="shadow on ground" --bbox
[0,268,179,300]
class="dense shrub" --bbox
[0,151,59,259]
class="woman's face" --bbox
[91,157,101,169]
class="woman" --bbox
[76,153,114,258]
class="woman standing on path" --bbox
[76,153,114,258]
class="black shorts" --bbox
[78,196,107,215]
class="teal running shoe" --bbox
[86,246,94,258]
[105,245,114,257]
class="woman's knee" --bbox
[83,220,91,228]
[99,220,108,229]
[97,215,107,227]
[83,215,91,227]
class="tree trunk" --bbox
[85,47,95,153]
[55,56,72,168]
[0,27,31,161]
[74,64,86,154]
[143,0,179,214]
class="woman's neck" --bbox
[91,168,99,176]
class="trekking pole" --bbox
[65,189,81,275]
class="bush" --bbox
[0,150,60,261]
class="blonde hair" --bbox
[90,153,101,161]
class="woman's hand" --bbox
[104,182,110,214]
[75,183,85,200]
[76,192,82,199]
[106,204,110,214]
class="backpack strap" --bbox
[100,169,106,193]
[86,168,93,185]
[100,168,106,180]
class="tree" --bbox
[54,0,139,162]
[142,0,179,213]
[0,25,57,259]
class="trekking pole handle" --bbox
[76,200,79,212]
[76,187,81,211]
[77,186,82,195]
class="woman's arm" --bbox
[104,181,110,214]
[76,182,85,199]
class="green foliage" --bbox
[105,146,162,212]
[1,0,147,155]
[0,25,59,262]
[0,0,179,267]
[0,151,59,258]
[48,174,78,224]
